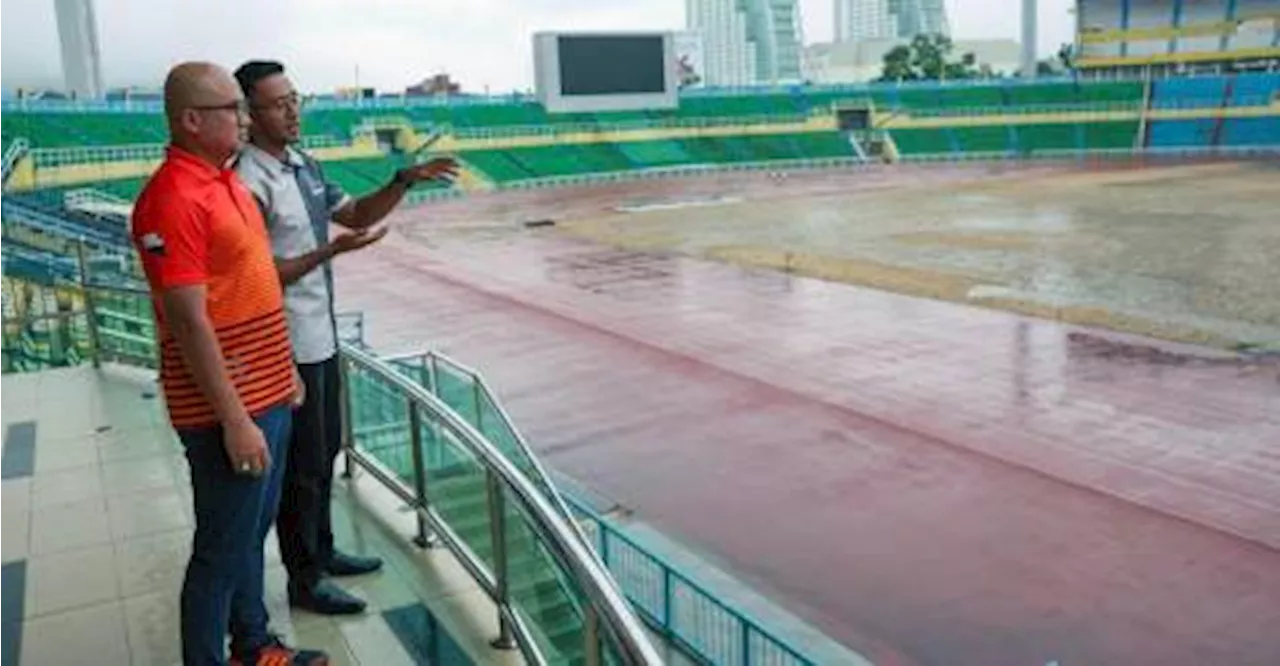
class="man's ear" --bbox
[177,108,200,135]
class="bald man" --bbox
[130,62,327,666]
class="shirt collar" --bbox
[242,142,305,174]
[166,144,233,181]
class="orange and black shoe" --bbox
[229,636,328,666]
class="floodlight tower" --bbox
[54,0,105,99]
[1021,0,1038,77]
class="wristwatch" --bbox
[393,169,415,188]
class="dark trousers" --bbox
[179,404,291,666]
[278,355,343,589]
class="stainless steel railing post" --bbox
[584,605,602,666]
[425,356,442,469]
[407,402,436,548]
[75,239,102,369]
[487,469,516,650]
[472,370,484,432]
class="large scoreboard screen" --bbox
[557,36,666,96]
[534,32,678,113]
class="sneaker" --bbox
[229,636,328,666]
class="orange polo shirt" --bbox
[132,146,296,429]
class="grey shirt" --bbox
[236,144,352,365]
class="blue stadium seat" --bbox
[1220,117,1280,146]
[1152,77,1227,108]
[1229,72,1280,107]
[1148,120,1217,147]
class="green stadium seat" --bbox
[1083,121,1139,150]
[952,126,1012,153]
[1014,124,1080,154]
[888,129,952,155]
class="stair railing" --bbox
[339,343,664,665]
[2,137,30,183]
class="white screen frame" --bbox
[533,31,678,114]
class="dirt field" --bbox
[545,160,1280,348]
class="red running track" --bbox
[336,168,1280,666]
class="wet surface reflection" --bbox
[341,162,1280,666]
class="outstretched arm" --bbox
[332,157,459,230]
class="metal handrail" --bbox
[4,235,659,663]
[443,112,819,140]
[408,351,821,665]
[3,138,30,179]
[565,495,817,666]
[339,343,664,665]
[380,349,586,537]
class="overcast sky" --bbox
[2,0,1074,93]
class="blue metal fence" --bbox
[566,497,815,666]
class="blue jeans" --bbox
[178,404,291,666]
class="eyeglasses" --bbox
[252,93,304,113]
[191,100,249,116]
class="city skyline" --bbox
[835,0,951,43]
[687,0,759,86]
[2,0,1075,94]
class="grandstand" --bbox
[3,74,1278,199]
[1077,0,1280,75]
[3,73,1277,364]
[2,75,1277,356]
[2,71,1269,293]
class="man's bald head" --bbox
[164,62,239,122]
[162,62,247,165]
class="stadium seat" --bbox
[1148,119,1217,147]
[1084,121,1140,150]
[1,112,167,147]
[1229,72,1280,106]
[952,126,1012,153]
[1153,77,1228,108]
[1220,117,1280,146]
[1126,2,1176,58]
[887,129,953,156]
[3,74,1275,193]
[1227,0,1280,50]
[1014,124,1080,154]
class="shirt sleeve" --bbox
[131,192,209,289]
[235,163,274,230]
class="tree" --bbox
[880,45,916,82]
[1057,43,1076,71]
[878,33,981,82]
[1031,44,1077,76]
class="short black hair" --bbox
[234,60,285,100]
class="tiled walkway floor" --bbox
[2,366,523,666]
[332,168,1280,665]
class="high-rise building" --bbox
[687,0,757,86]
[686,0,804,86]
[54,0,104,99]
[743,0,805,82]
[834,0,950,42]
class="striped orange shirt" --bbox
[132,146,296,429]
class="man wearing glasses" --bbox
[233,60,458,615]
[131,62,327,665]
